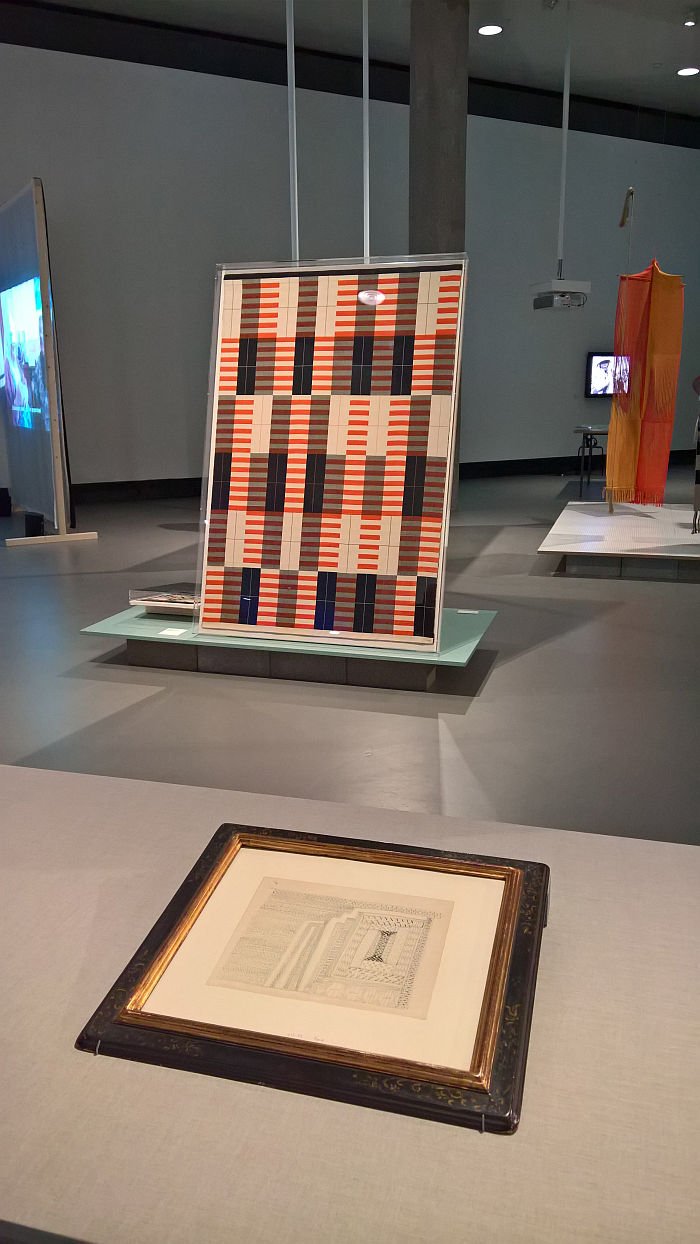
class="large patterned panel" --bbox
[200,262,465,649]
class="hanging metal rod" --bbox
[556,2,571,280]
[362,0,370,260]
[286,0,300,262]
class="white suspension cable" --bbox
[556,1,571,279]
[286,0,300,261]
[362,0,370,260]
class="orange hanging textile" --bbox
[605,260,684,506]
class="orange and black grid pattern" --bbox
[201,265,464,644]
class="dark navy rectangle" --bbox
[413,576,437,638]
[351,335,374,396]
[236,337,258,395]
[239,567,260,625]
[391,334,415,396]
[314,571,337,630]
[265,452,288,512]
[402,455,427,517]
[353,573,377,633]
[293,336,315,395]
[303,453,326,514]
[210,451,232,510]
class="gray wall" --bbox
[463,116,700,461]
[0,45,289,484]
[0,40,697,482]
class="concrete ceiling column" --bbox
[409,0,469,255]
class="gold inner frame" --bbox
[119,833,523,1092]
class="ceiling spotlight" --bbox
[677,66,700,75]
[478,24,503,36]
[684,11,697,26]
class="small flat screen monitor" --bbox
[0,276,50,431]
[585,352,629,399]
[0,179,70,529]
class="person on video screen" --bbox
[592,358,614,395]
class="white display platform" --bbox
[538,502,700,579]
[1,765,698,1244]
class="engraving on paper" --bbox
[208,877,453,1018]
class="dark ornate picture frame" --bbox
[76,825,548,1133]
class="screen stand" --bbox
[5,531,98,546]
[4,504,97,546]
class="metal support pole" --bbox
[362,0,370,260]
[626,190,635,274]
[286,0,300,261]
[556,3,571,279]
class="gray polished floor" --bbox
[1,469,698,845]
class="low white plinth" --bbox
[539,502,700,560]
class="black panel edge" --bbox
[1,1,697,148]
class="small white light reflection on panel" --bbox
[358,289,386,306]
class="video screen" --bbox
[0,179,69,528]
[586,352,629,399]
[0,277,49,431]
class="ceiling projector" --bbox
[531,278,591,310]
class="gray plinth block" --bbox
[85,607,497,692]
[564,555,622,579]
[269,652,348,685]
[126,639,197,671]
[620,556,677,581]
[678,560,700,583]
[346,658,436,692]
[197,647,271,677]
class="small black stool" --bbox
[574,425,609,498]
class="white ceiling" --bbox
[36,0,700,115]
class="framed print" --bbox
[76,826,548,1133]
[197,255,467,652]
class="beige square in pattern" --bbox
[428,416,450,458]
[225,510,246,566]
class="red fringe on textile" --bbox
[604,488,666,506]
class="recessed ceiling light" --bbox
[684,11,696,25]
[677,66,699,75]
[478,24,503,36]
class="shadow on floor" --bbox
[61,642,493,708]
[94,645,132,666]
[434,647,498,696]
[122,543,199,576]
[443,590,619,668]
[556,478,606,502]
[445,524,506,576]
[0,1222,93,1244]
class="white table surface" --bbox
[1,765,698,1244]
